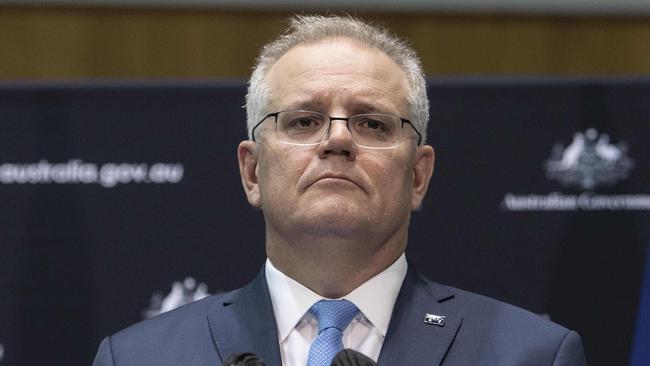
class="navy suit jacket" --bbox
[92,265,587,365]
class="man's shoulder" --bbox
[414,276,586,365]
[402,277,586,365]
[112,288,239,342]
[97,288,242,366]
[421,275,569,337]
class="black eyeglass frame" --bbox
[251,110,423,147]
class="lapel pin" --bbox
[424,313,445,327]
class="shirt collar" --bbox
[265,253,407,342]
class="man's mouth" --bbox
[311,174,364,191]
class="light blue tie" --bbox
[307,299,359,366]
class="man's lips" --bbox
[309,173,363,190]
[316,176,356,185]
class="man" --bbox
[93,15,587,366]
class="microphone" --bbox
[330,349,377,366]
[222,352,266,366]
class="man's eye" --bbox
[290,118,319,129]
[365,120,382,130]
[359,119,387,131]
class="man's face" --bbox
[239,38,434,249]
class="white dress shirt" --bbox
[265,254,408,366]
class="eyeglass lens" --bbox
[276,110,402,148]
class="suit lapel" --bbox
[207,269,282,366]
[377,265,463,366]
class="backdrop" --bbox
[0,78,648,365]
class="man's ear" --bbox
[411,145,435,210]
[238,140,261,208]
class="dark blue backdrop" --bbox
[0,78,648,365]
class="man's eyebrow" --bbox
[282,100,325,111]
[350,101,397,115]
[281,100,397,115]
[352,102,384,113]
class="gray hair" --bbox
[245,15,429,144]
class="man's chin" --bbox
[304,204,372,230]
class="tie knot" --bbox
[309,299,359,334]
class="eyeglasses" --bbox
[251,110,422,149]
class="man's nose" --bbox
[317,120,357,160]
